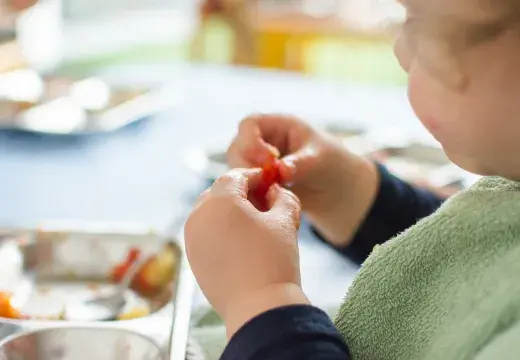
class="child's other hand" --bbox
[6,0,37,12]
[184,169,309,338]
[227,114,379,247]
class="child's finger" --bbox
[211,169,262,199]
[193,189,211,210]
[227,139,257,169]
[280,144,319,185]
[237,115,280,164]
[266,185,302,229]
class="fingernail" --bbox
[285,181,295,188]
[267,184,279,198]
[281,158,297,177]
[266,144,280,158]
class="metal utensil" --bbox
[63,254,150,322]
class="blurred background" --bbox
[2,0,406,83]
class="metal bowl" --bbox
[0,327,165,360]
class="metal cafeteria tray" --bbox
[0,226,195,360]
[369,143,466,189]
[0,73,181,135]
[323,122,380,156]
[323,122,365,139]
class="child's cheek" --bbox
[407,65,442,134]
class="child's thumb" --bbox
[266,185,301,229]
[279,144,319,185]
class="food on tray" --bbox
[111,244,177,297]
[135,244,177,296]
[0,69,44,102]
[0,232,179,323]
[1,242,174,321]
[0,72,149,118]
[0,291,23,319]
[111,247,141,286]
[0,99,35,119]
[0,287,153,321]
[117,306,150,321]
[42,76,76,101]
[68,77,147,113]
[69,77,112,112]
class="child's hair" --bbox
[397,0,520,87]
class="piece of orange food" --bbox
[117,306,150,321]
[0,292,23,319]
[111,244,177,298]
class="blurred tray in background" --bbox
[0,224,195,359]
[0,69,180,135]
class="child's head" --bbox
[394,0,520,179]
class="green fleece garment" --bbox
[191,176,520,359]
[336,176,520,359]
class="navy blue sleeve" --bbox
[314,163,445,264]
[221,305,350,360]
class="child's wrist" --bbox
[223,283,310,339]
[309,155,380,247]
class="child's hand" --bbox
[227,114,380,247]
[6,0,37,12]
[184,169,309,337]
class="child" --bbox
[184,0,520,358]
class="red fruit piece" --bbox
[111,247,142,283]
[126,248,141,263]
[252,156,282,210]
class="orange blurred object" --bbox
[0,292,23,319]
[117,306,150,321]
[134,246,176,296]
[251,153,282,210]
[110,247,142,283]
[110,245,176,297]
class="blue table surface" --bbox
[0,64,427,307]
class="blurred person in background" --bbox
[185,0,520,359]
[192,0,257,65]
